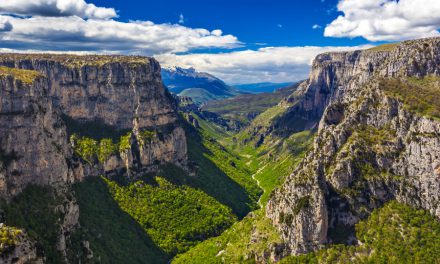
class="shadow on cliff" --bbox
[167,120,255,218]
[72,177,169,263]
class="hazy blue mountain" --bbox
[162,67,241,104]
[233,82,293,94]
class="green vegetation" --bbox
[202,84,298,127]
[0,185,63,263]
[251,130,314,205]
[104,176,236,255]
[0,225,23,255]
[281,201,440,264]
[119,132,132,152]
[70,132,132,163]
[139,130,156,145]
[172,210,282,264]
[71,135,99,163]
[382,77,440,120]
[0,66,42,84]
[98,138,118,162]
[367,43,399,52]
[172,121,313,262]
[70,177,168,263]
[0,54,148,69]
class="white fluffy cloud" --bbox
[325,0,440,41]
[0,14,240,55]
[157,45,371,83]
[0,0,117,19]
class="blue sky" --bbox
[91,0,369,49]
[0,0,440,83]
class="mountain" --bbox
[266,38,440,259]
[175,37,440,263]
[162,67,241,104]
[202,83,300,129]
[233,82,294,94]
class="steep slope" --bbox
[266,38,440,259]
[162,67,240,104]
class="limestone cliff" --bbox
[0,68,73,198]
[0,54,187,179]
[0,54,188,262]
[266,38,440,257]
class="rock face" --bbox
[266,38,440,256]
[0,54,187,179]
[0,54,188,262]
[0,72,72,198]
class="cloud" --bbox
[325,0,440,41]
[157,45,371,84]
[0,14,240,55]
[0,0,117,19]
[277,24,283,28]
[179,13,185,24]
[312,24,321,29]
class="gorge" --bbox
[0,37,439,264]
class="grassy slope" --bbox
[281,201,440,264]
[382,76,440,120]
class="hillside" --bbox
[162,67,241,104]
[202,83,300,129]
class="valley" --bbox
[0,37,439,264]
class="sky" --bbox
[1,0,440,83]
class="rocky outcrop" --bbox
[267,38,440,256]
[0,54,177,129]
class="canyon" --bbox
[0,37,439,264]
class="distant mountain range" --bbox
[161,67,241,104]
[232,82,294,94]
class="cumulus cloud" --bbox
[0,0,117,19]
[157,45,371,83]
[312,24,321,29]
[0,14,240,55]
[325,0,440,41]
